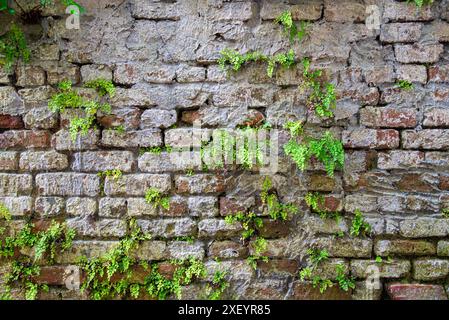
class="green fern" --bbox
[284,131,344,177]
[396,79,414,91]
[349,209,371,237]
[85,79,116,97]
[304,192,340,220]
[218,49,267,72]
[302,58,336,118]
[145,188,170,211]
[275,11,309,44]
[48,79,114,141]
[0,23,30,71]
[0,202,11,221]
[335,264,355,292]
[218,48,296,78]
[266,49,296,77]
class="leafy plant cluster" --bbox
[48,79,115,141]
[304,192,340,220]
[349,209,371,237]
[298,248,355,294]
[260,176,298,220]
[224,210,266,269]
[79,219,226,300]
[298,194,373,294]
[218,10,337,119]
[78,218,151,300]
[218,49,295,78]
[145,187,170,211]
[218,11,309,77]
[206,269,230,300]
[304,193,371,238]
[283,121,345,177]
[0,213,75,300]
[0,23,30,71]
[275,10,309,44]
[225,177,298,269]
[301,58,336,118]
[0,203,11,221]
[0,206,228,300]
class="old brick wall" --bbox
[1,0,449,300]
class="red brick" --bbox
[163,197,188,216]
[423,108,449,127]
[291,282,352,300]
[433,88,449,102]
[439,175,449,190]
[343,129,399,149]
[429,65,449,83]
[208,240,248,259]
[258,259,299,276]
[378,151,425,170]
[0,130,51,149]
[402,130,449,150]
[258,220,291,238]
[181,110,200,124]
[395,44,444,64]
[175,174,225,194]
[0,115,24,129]
[32,266,68,285]
[360,107,417,128]
[219,197,248,216]
[395,174,435,192]
[387,283,448,300]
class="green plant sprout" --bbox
[207,270,230,300]
[97,169,122,195]
[0,202,11,221]
[275,11,309,44]
[442,208,449,218]
[260,177,298,220]
[48,79,115,141]
[349,209,371,237]
[225,177,297,269]
[225,211,263,240]
[218,48,296,78]
[396,79,414,91]
[335,264,355,292]
[0,23,30,71]
[145,187,170,211]
[97,169,122,181]
[284,127,344,177]
[307,248,329,265]
[84,78,116,97]
[0,220,75,300]
[301,58,337,118]
[407,0,433,7]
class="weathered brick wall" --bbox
[1,0,449,300]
